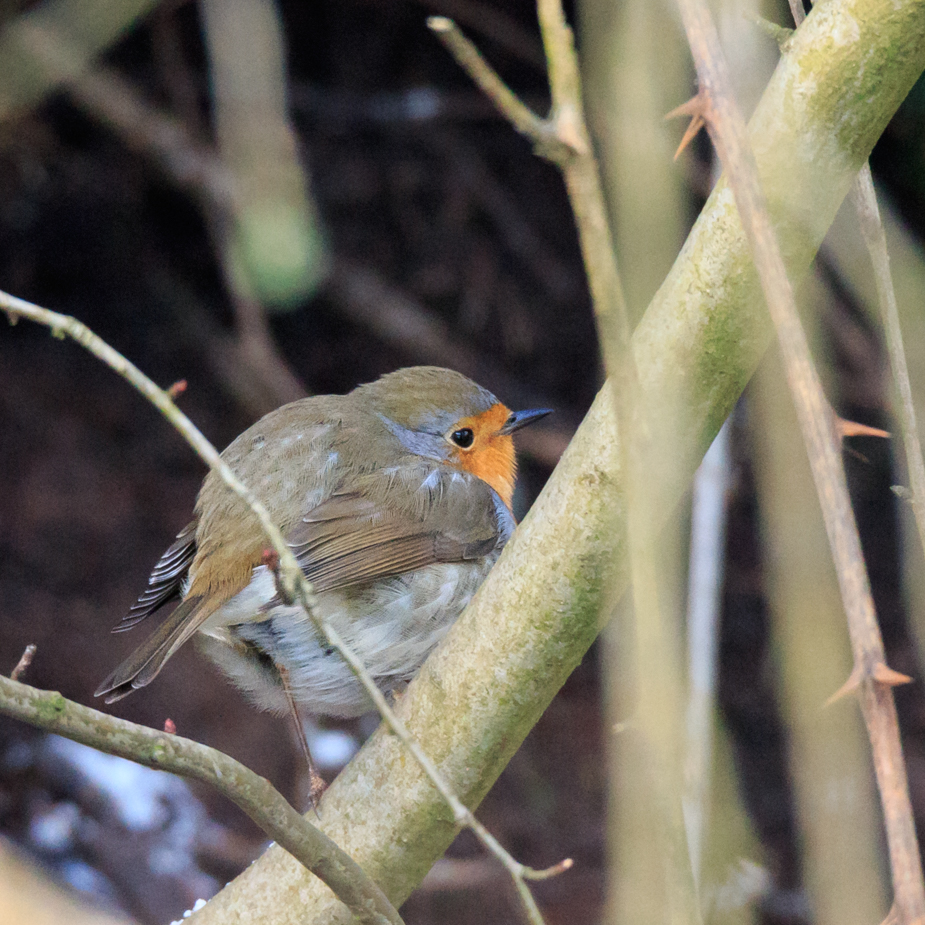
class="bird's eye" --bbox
[451,428,475,449]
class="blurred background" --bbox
[1,0,925,923]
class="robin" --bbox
[96,366,550,722]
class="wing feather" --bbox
[284,484,500,595]
[112,522,197,632]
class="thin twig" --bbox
[528,7,698,923]
[0,673,402,925]
[428,11,628,412]
[416,0,547,69]
[2,291,571,923]
[428,17,564,156]
[675,2,925,921]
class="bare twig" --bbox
[674,1,925,921]
[427,10,627,417]
[2,291,570,925]
[416,0,546,69]
[428,17,557,150]
[0,674,402,925]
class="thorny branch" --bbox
[1,290,570,925]
[675,1,925,922]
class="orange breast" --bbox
[449,403,517,509]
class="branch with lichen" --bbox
[0,670,402,925]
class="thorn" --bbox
[167,379,188,399]
[836,416,890,441]
[826,666,863,706]
[827,662,913,706]
[10,644,36,681]
[665,94,707,160]
[164,718,177,734]
[892,485,914,503]
[872,663,913,687]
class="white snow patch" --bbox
[45,736,187,831]
[308,729,359,770]
[29,802,79,851]
[182,898,208,918]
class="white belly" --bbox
[196,558,494,718]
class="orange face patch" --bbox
[448,403,517,509]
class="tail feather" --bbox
[95,595,211,703]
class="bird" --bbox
[95,366,550,724]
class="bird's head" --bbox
[355,367,551,508]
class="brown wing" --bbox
[111,522,197,632]
[285,491,499,595]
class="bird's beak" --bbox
[497,407,553,435]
